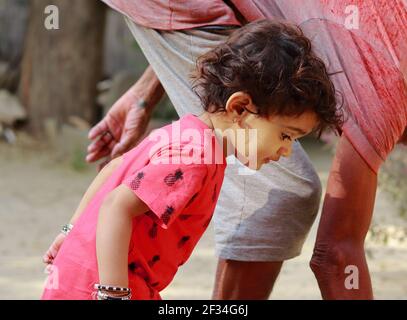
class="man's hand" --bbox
[86,96,151,164]
[86,66,165,168]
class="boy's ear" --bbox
[225,91,257,118]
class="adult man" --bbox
[87,0,406,299]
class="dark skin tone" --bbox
[212,260,283,299]
[310,135,377,299]
[311,59,406,298]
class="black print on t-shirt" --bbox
[161,206,174,224]
[185,192,199,208]
[128,261,140,273]
[179,214,192,221]
[148,255,160,268]
[149,223,158,238]
[164,169,183,186]
[178,235,191,248]
[130,171,145,190]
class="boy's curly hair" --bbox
[191,19,343,133]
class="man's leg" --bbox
[310,135,376,299]
[212,259,283,300]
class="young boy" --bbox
[42,19,342,300]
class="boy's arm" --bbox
[43,157,124,265]
[96,185,149,287]
[68,157,123,225]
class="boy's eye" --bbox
[281,133,292,141]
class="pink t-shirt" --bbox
[41,114,226,300]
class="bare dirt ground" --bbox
[0,134,406,300]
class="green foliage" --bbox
[70,145,88,172]
[152,96,179,121]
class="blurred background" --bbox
[0,0,406,299]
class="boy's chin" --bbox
[235,153,262,170]
[243,160,263,171]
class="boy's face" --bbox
[217,92,319,170]
[229,110,318,170]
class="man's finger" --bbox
[96,140,116,170]
[86,146,113,163]
[86,136,118,162]
[87,132,113,153]
[89,137,118,163]
[88,120,108,140]
[111,134,139,159]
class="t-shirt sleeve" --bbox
[122,149,208,229]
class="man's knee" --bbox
[310,240,362,280]
[310,242,342,278]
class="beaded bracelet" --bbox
[96,290,131,301]
[94,284,131,293]
[61,224,74,236]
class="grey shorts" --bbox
[125,17,322,261]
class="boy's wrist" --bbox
[94,283,132,300]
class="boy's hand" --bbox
[42,233,66,265]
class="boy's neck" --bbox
[198,112,235,159]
